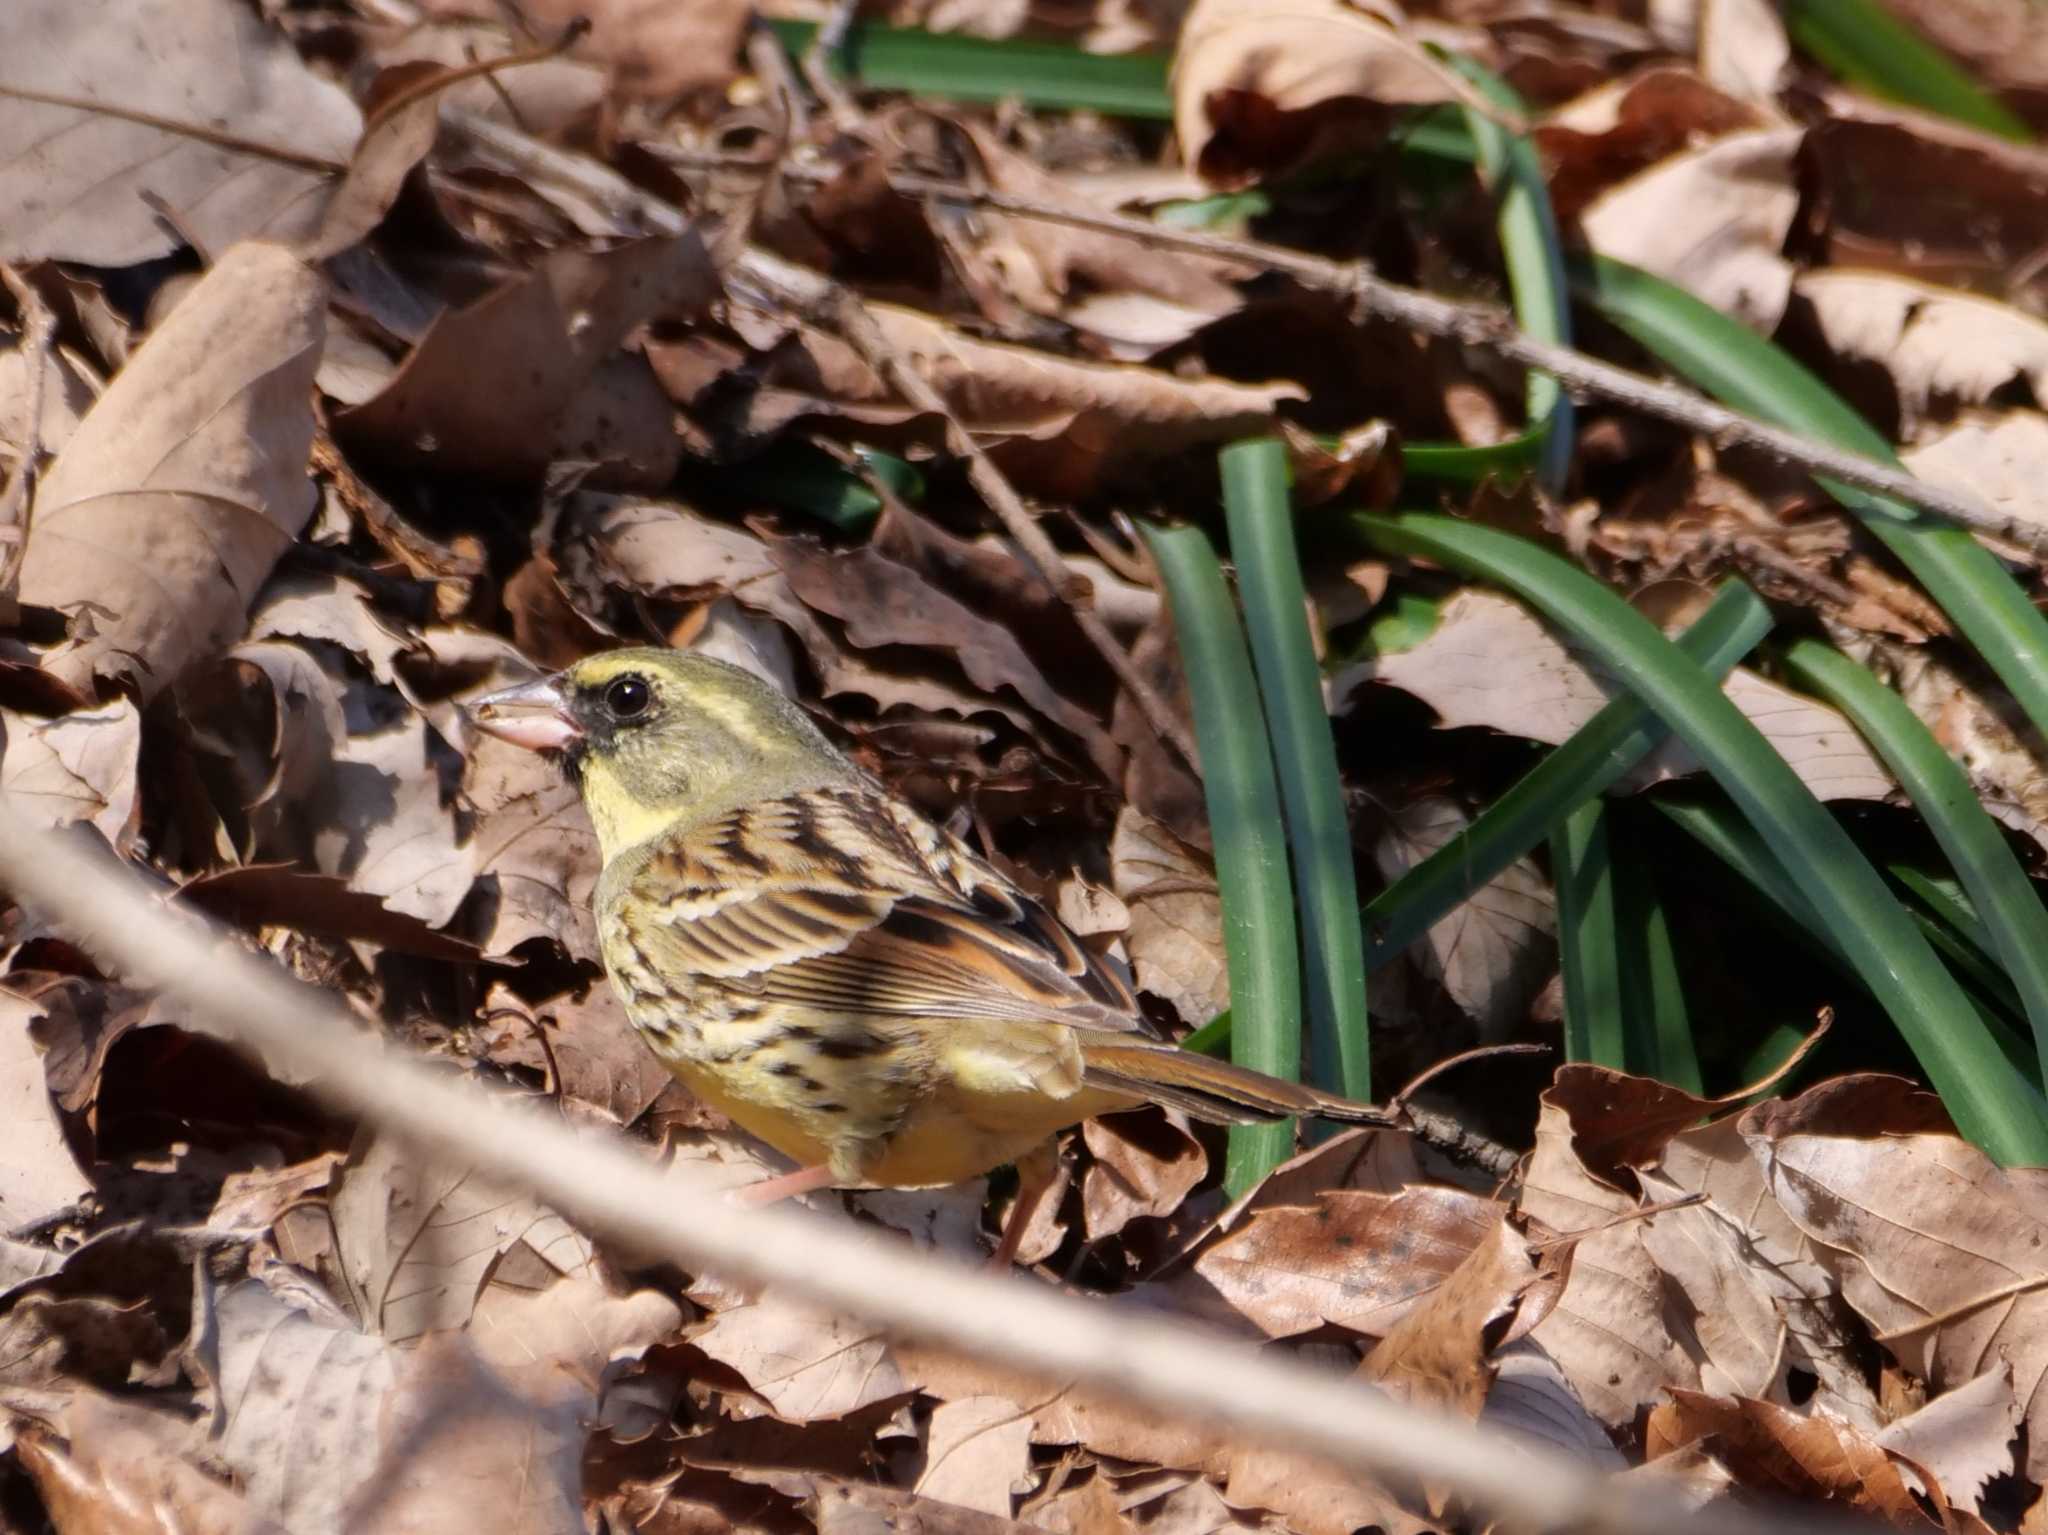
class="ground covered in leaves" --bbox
[7,0,2048,1530]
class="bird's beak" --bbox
[469,675,583,752]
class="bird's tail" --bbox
[1080,1042,1397,1128]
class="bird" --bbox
[470,646,1397,1265]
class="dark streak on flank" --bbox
[815,1031,891,1060]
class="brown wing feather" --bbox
[625,785,1151,1034]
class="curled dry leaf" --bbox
[1645,1390,1936,1528]
[1081,1110,1206,1242]
[479,978,674,1128]
[1521,1090,1700,1426]
[1173,0,1473,183]
[702,304,1303,500]
[19,242,324,703]
[463,729,602,958]
[1360,1211,1572,1424]
[1877,1365,2020,1516]
[763,531,1123,780]
[0,0,359,266]
[1798,270,2048,429]
[1579,126,1801,331]
[577,496,1070,746]
[338,230,729,490]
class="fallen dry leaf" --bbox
[0,0,358,265]
[19,242,324,702]
[1360,1210,1571,1423]
[1799,270,2048,429]
[1645,1390,1935,1528]
[13,1389,287,1535]
[1350,589,1902,810]
[916,1396,1034,1517]
[1108,808,1229,1027]
[1747,1074,2048,1484]
[339,231,725,490]
[1374,794,1556,1037]
[0,989,91,1233]
[1522,1090,1700,1426]
[691,1291,909,1423]
[1190,1183,1500,1339]
[327,1133,594,1341]
[0,701,140,847]
[1579,126,1800,330]
[1173,0,1473,183]
[1081,1110,1206,1243]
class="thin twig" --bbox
[0,807,1854,1535]
[799,0,865,133]
[647,142,2040,555]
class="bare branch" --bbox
[0,809,1827,1535]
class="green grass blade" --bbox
[765,18,1171,117]
[1553,800,1624,1066]
[1779,0,2028,141]
[1781,638,2048,1088]
[1222,440,1371,1103]
[1659,797,2039,1081]
[1574,256,2048,758]
[1614,840,1702,1093]
[1364,579,1773,967]
[1141,521,1300,1191]
[1445,56,1573,494]
[1355,510,2048,1162]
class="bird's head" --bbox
[469,648,851,863]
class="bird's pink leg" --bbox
[729,1164,838,1206]
[987,1142,1060,1272]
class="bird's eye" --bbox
[603,675,652,721]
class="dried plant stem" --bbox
[871,172,2033,551]
[0,807,1819,1535]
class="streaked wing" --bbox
[621,785,1149,1033]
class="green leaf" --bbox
[1614,836,1701,1094]
[1553,800,1624,1066]
[1364,579,1772,968]
[1781,638,2048,1089]
[766,18,1170,118]
[1574,255,2048,762]
[1223,441,1371,1104]
[1444,55,1572,493]
[1355,510,2048,1163]
[1780,0,2028,142]
[1141,520,1300,1192]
